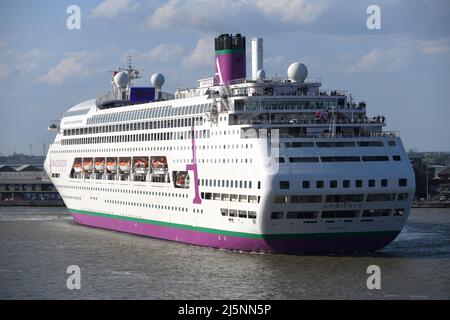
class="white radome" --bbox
[287,62,308,83]
[256,69,266,80]
[114,72,129,89]
[151,73,165,88]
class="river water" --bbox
[0,207,449,299]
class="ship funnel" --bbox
[214,33,246,85]
[251,38,263,80]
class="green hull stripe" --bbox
[215,49,245,55]
[69,208,399,240]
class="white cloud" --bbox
[0,64,11,81]
[346,48,409,73]
[419,38,450,55]
[182,37,214,68]
[92,0,139,19]
[255,0,330,24]
[140,44,183,62]
[145,0,328,31]
[37,52,91,85]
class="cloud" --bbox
[345,48,410,73]
[37,52,91,85]
[182,37,214,68]
[0,64,11,81]
[140,44,183,62]
[419,38,450,55]
[145,0,328,31]
[255,0,330,24]
[92,0,139,19]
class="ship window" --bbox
[398,193,409,201]
[362,209,391,217]
[399,178,407,187]
[388,141,396,146]
[316,180,324,188]
[270,212,284,220]
[322,156,360,162]
[330,180,338,188]
[204,192,212,200]
[358,141,384,147]
[289,157,319,163]
[274,196,288,204]
[326,194,364,202]
[393,208,405,216]
[280,181,290,189]
[393,155,401,161]
[238,210,247,218]
[248,211,257,219]
[285,142,314,148]
[302,181,310,189]
[362,156,389,162]
[381,179,388,187]
[366,193,396,201]
[322,210,360,218]
[343,180,350,188]
[287,211,318,219]
[369,179,375,187]
[316,142,355,148]
[290,195,322,203]
[229,209,237,217]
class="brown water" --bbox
[0,207,449,299]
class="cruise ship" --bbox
[45,34,415,254]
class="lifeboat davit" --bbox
[94,160,105,171]
[106,161,117,172]
[119,160,131,172]
[83,160,93,171]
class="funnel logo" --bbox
[215,57,224,85]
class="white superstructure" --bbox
[44,34,415,253]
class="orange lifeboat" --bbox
[83,160,93,171]
[94,160,105,171]
[106,160,117,172]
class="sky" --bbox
[0,0,449,155]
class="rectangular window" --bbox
[343,180,350,188]
[321,156,360,162]
[248,211,257,219]
[393,208,405,216]
[358,141,384,147]
[290,195,322,203]
[325,194,364,202]
[369,179,375,187]
[285,142,314,148]
[388,141,396,146]
[362,156,389,162]
[280,181,290,189]
[322,210,360,218]
[366,193,396,201]
[229,209,237,217]
[393,155,401,161]
[302,181,310,189]
[399,179,407,187]
[274,196,288,204]
[330,180,338,188]
[381,179,388,187]
[362,209,391,217]
[289,157,320,163]
[287,211,319,219]
[398,193,409,201]
[221,208,229,216]
[316,180,324,188]
[270,212,284,220]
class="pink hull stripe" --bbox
[70,211,400,254]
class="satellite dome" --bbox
[114,71,129,89]
[151,73,165,87]
[287,62,308,83]
[256,69,266,80]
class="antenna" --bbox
[29,144,33,156]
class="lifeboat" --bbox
[134,159,148,175]
[106,161,117,172]
[94,160,105,171]
[73,163,83,173]
[83,160,93,171]
[119,160,131,172]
